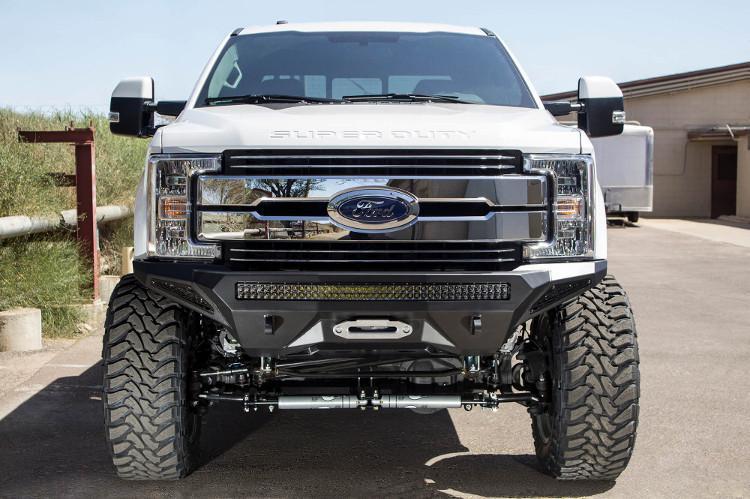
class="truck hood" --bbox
[158,103,582,153]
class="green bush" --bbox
[0,108,147,337]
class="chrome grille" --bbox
[198,148,548,272]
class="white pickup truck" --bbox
[105,22,639,482]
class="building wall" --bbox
[737,136,750,218]
[623,80,750,217]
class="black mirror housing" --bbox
[109,77,155,137]
[576,76,625,138]
[578,96,625,138]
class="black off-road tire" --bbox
[103,274,200,480]
[531,275,640,480]
[627,212,640,223]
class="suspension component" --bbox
[198,391,537,412]
[278,395,365,410]
[380,395,461,409]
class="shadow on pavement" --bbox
[0,363,614,497]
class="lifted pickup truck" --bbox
[105,22,639,481]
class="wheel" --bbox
[627,212,640,223]
[530,275,640,480]
[102,274,201,480]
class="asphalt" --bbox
[1,220,749,498]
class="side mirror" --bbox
[109,78,187,137]
[109,77,155,137]
[577,76,625,138]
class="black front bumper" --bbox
[133,260,606,357]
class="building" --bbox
[543,62,750,218]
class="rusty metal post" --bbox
[17,127,99,301]
[74,132,99,301]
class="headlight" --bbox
[524,155,594,260]
[147,155,221,259]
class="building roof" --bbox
[235,22,487,37]
[542,61,750,101]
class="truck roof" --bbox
[234,21,488,37]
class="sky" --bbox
[1,0,748,112]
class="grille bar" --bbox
[229,247,516,254]
[230,258,516,263]
[229,154,518,160]
[223,148,523,176]
[224,241,522,272]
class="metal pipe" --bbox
[198,393,246,403]
[277,395,364,409]
[198,367,249,378]
[0,205,132,240]
[276,369,463,379]
[199,391,539,410]
[280,356,418,373]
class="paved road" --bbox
[1,222,749,498]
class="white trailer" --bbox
[591,123,654,222]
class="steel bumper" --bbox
[133,260,607,356]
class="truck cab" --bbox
[103,22,640,482]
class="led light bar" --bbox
[236,282,511,301]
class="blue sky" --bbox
[1,0,748,112]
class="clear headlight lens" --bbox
[147,155,221,259]
[524,155,594,260]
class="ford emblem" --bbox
[327,187,419,233]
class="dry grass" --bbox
[0,108,147,336]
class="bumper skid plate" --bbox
[134,260,606,356]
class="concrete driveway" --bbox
[1,220,749,498]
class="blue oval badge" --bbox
[327,187,419,233]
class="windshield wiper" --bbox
[205,94,342,106]
[341,93,474,104]
[205,93,474,106]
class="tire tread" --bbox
[102,274,196,480]
[534,275,640,480]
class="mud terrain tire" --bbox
[102,274,199,480]
[532,275,640,480]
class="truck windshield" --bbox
[196,31,536,108]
